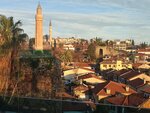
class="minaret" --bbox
[49,20,52,47]
[35,3,43,50]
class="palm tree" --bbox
[0,15,28,55]
[0,15,28,99]
[0,15,13,51]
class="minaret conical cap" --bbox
[37,2,42,9]
[49,20,52,26]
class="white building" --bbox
[63,44,75,51]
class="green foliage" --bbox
[95,37,106,46]
[87,43,96,61]
[29,38,35,49]
[140,42,148,48]
[59,50,73,63]
[0,15,28,53]
[132,40,135,46]
[33,50,43,55]
[29,58,40,69]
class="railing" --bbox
[0,96,150,113]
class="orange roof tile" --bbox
[121,71,142,80]
[92,81,136,96]
[78,73,104,81]
[138,49,150,52]
[56,92,76,99]
[141,86,150,94]
[73,85,89,91]
[132,63,143,68]
[106,93,147,107]
[128,78,145,88]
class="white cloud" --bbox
[0,0,150,43]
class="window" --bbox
[103,65,107,68]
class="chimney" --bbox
[125,86,129,92]
[143,79,147,84]
[80,79,83,85]
[106,88,111,94]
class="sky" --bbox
[0,0,150,43]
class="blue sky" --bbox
[0,0,150,43]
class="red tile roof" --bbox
[56,92,76,99]
[121,71,142,80]
[106,93,147,107]
[138,49,150,52]
[78,73,104,81]
[128,78,145,88]
[135,53,146,56]
[141,86,150,94]
[73,85,89,91]
[92,81,136,96]
[73,62,92,67]
[114,69,130,76]
[80,67,95,72]
[132,63,143,68]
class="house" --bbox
[92,81,136,100]
[63,44,75,51]
[63,68,95,81]
[134,53,150,63]
[128,78,146,90]
[73,84,89,99]
[71,62,94,69]
[100,60,132,71]
[138,63,150,69]
[132,63,143,69]
[140,86,150,98]
[78,73,106,85]
[113,69,130,82]
[101,69,116,80]
[113,40,127,51]
[118,70,150,84]
[138,49,150,55]
[126,46,137,53]
[105,93,150,109]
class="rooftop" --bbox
[92,81,136,95]
[106,93,147,107]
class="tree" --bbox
[140,42,148,49]
[0,15,28,99]
[95,37,106,46]
[132,40,135,46]
[59,50,73,63]
[87,43,96,61]
[29,38,35,49]
[0,15,28,76]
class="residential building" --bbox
[63,68,95,81]
[117,70,150,84]
[113,40,127,51]
[63,44,75,51]
[141,86,150,98]
[128,78,146,90]
[106,93,150,109]
[92,81,136,100]
[100,60,132,71]
[138,48,150,55]
[135,53,150,63]
[73,84,89,99]
[78,73,106,85]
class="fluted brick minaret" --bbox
[35,3,43,50]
